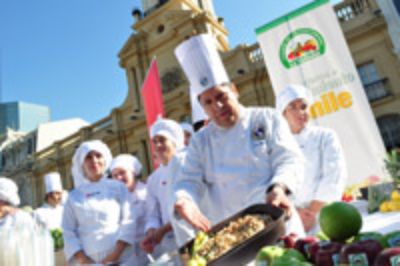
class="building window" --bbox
[131,67,141,110]
[357,62,390,102]
[377,114,400,150]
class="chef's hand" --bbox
[174,197,211,232]
[101,241,127,264]
[297,208,317,232]
[74,251,94,264]
[266,185,293,218]
[141,229,157,253]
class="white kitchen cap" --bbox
[175,34,230,97]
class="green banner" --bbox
[255,0,329,35]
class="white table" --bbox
[352,200,400,234]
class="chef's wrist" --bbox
[266,183,290,196]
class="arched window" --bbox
[377,114,400,150]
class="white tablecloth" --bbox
[352,200,400,234]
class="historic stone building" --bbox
[4,0,399,207]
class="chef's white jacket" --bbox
[293,125,347,208]
[173,107,305,233]
[62,179,135,263]
[34,203,64,230]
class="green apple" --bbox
[282,248,306,262]
[271,256,312,266]
[256,246,285,265]
[384,231,400,247]
[353,232,387,248]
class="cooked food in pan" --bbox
[190,214,272,263]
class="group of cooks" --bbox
[0,34,347,265]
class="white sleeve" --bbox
[61,198,82,261]
[314,130,347,202]
[116,184,135,245]
[173,135,206,207]
[167,151,197,246]
[144,174,162,232]
[268,111,305,195]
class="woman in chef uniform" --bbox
[110,154,149,266]
[0,177,33,229]
[62,140,135,265]
[34,172,64,230]
[141,118,185,259]
[276,84,348,233]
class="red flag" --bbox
[141,59,165,169]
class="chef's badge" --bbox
[252,124,266,141]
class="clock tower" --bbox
[119,0,229,117]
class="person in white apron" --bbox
[172,34,306,238]
[34,172,64,230]
[0,177,33,229]
[141,118,185,261]
[276,84,348,233]
[0,177,54,266]
[62,140,135,265]
[110,154,149,266]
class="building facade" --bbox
[5,0,400,207]
[0,119,88,205]
[0,101,51,135]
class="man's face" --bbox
[198,84,241,128]
[47,191,62,206]
[152,135,176,164]
[283,98,309,134]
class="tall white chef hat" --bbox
[44,172,63,194]
[71,140,113,188]
[275,84,313,114]
[110,154,143,177]
[150,118,184,150]
[175,34,230,98]
[0,177,20,206]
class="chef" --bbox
[172,34,305,235]
[141,118,185,258]
[62,140,135,265]
[34,172,64,230]
[180,122,194,146]
[110,154,149,266]
[276,84,347,232]
[0,177,33,229]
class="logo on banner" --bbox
[280,28,325,69]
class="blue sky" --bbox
[0,0,340,123]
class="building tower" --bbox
[120,0,229,115]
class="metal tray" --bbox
[179,203,286,266]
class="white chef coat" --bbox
[34,203,64,230]
[146,163,180,258]
[293,125,347,208]
[0,209,34,229]
[145,165,171,232]
[168,149,215,247]
[130,181,150,266]
[173,106,305,234]
[62,178,135,264]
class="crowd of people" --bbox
[0,34,347,265]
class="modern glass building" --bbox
[0,102,50,134]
